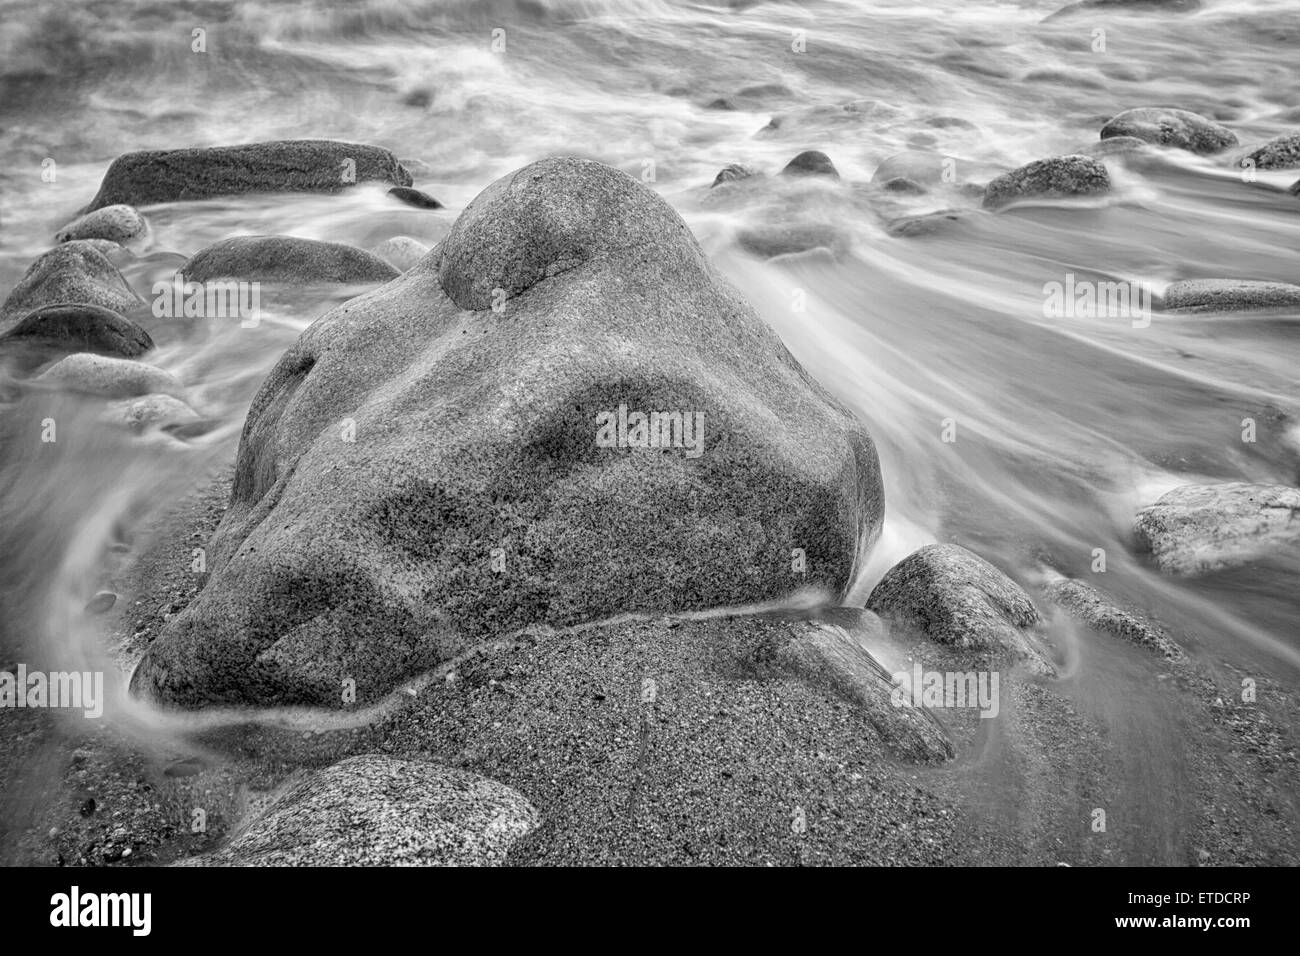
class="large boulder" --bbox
[982,155,1110,209]
[0,242,143,326]
[0,303,152,358]
[183,755,538,866]
[1100,108,1238,155]
[81,140,413,212]
[130,157,884,709]
[180,236,401,284]
[866,544,1054,674]
[1134,483,1300,575]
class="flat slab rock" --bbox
[866,543,1055,675]
[180,755,538,866]
[1134,482,1300,575]
[82,140,413,212]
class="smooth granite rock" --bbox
[0,242,143,326]
[867,544,1054,674]
[1100,108,1237,155]
[55,204,150,245]
[0,303,152,358]
[1134,483,1300,575]
[983,155,1110,209]
[130,157,885,708]
[81,140,412,212]
[183,755,538,866]
[34,353,185,400]
[179,236,401,284]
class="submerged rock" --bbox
[886,211,965,238]
[388,186,443,209]
[736,223,848,259]
[0,242,143,326]
[873,151,948,186]
[1079,135,1150,158]
[1040,572,1184,661]
[130,157,884,708]
[1162,279,1300,312]
[34,353,184,400]
[103,393,201,433]
[370,236,431,273]
[0,303,152,358]
[180,236,401,284]
[183,756,538,866]
[711,163,757,187]
[81,140,412,212]
[1100,108,1237,155]
[1134,483,1300,575]
[55,204,149,246]
[1043,0,1201,21]
[983,155,1110,209]
[1241,132,1300,170]
[866,543,1054,675]
[781,150,839,179]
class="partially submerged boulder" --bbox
[983,155,1110,209]
[34,353,184,400]
[55,204,150,246]
[737,223,848,259]
[886,210,965,238]
[1134,483,1300,575]
[781,150,839,179]
[180,236,401,284]
[866,544,1054,675]
[1040,572,1184,661]
[81,140,413,212]
[130,157,884,708]
[711,163,757,188]
[0,303,152,358]
[1100,108,1237,155]
[370,236,431,273]
[0,241,143,326]
[1242,133,1300,171]
[103,393,201,433]
[1161,279,1300,312]
[388,186,443,209]
[183,755,538,866]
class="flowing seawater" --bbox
[0,0,1297,820]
